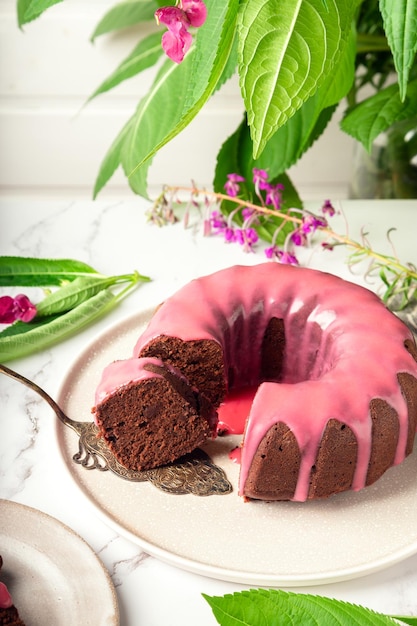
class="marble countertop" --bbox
[1,196,417,625]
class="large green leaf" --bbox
[341,77,417,150]
[17,0,64,26]
[93,116,135,199]
[203,589,408,626]
[379,0,417,100]
[90,0,157,41]
[213,26,354,193]
[0,256,98,286]
[87,32,163,102]
[238,0,357,158]
[122,0,239,197]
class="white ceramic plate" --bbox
[0,499,119,625]
[56,309,417,587]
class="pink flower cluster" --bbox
[265,201,336,264]
[155,1,207,63]
[209,211,259,252]
[0,294,37,324]
[224,169,284,212]
[205,168,337,264]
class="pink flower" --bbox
[301,214,327,234]
[181,0,207,26]
[290,228,307,246]
[322,199,336,216]
[264,246,299,265]
[264,183,284,210]
[155,1,207,63]
[0,294,37,324]
[161,23,192,63]
[224,173,245,197]
[252,168,269,190]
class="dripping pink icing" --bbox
[0,581,12,609]
[217,386,257,434]
[98,263,417,501]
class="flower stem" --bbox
[153,185,417,305]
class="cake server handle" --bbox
[0,362,117,473]
[0,363,233,495]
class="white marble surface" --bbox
[1,196,417,625]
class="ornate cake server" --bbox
[0,363,232,496]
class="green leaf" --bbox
[34,275,129,316]
[87,32,163,102]
[122,0,239,197]
[17,0,64,26]
[238,0,357,158]
[181,0,239,110]
[379,0,417,100]
[0,256,98,287]
[391,616,417,626]
[90,0,157,42]
[213,121,301,245]
[0,290,116,362]
[93,116,135,199]
[202,589,402,626]
[341,77,417,150]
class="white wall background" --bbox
[0,0,356,201]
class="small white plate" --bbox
[0,500,119,625]
[56,309,417,587]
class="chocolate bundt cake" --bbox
[0,556,26,626]
[93,264,417,501]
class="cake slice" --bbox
[92,357,218,471]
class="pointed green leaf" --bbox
[379,0,417,100]
[0,256,98,287]
[34,275,125,316]
[203,589,401,626]
[341,78,417,150]
[238,0,357,158]
[90,0,157,42]
[93,116,135,199]
[18,0,64,26]
[123,0,239,197]
[87,32,163,102]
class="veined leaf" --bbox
[182,0,239,110]
[93,116,135,199]
[203,589,403,625]
[87,32,163,103]
[18,0,64,26]
[238,0,357,158]
[379,0,417,100]
[341,77,417,150]
[123,0,239,198]
[243,28,355,176]
[0,256,98,287]
[90,0,157,42]
[34,275,131,316]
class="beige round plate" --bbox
[0,500,119,625]
[56,309,417,586]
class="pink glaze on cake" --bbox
[130,263,417,501]
[93,356,201,415]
